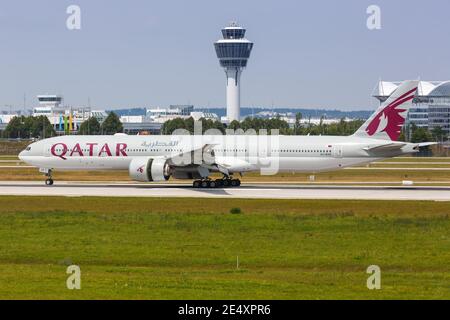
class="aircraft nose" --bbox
[18,150,25,161]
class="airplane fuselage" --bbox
[18,81,424,186]
[19,134,417,176]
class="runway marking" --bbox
[4,166,450,170]
[374,162,450,165]
[0,166,35,168]
[0,181,449,201]
[345,167,450,171]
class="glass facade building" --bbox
[373,81,450,135]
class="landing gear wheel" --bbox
[42,168,54,186]
[214,179,223,187]
[209,181,217,188]
[201,180,210,188]
[193,180,201,188]
[222,179,231,187]
[231,179,239,187]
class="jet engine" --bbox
[129,157,171,182]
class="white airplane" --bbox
[19,80,432,187]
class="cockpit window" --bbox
[26,147,31,151]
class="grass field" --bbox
[0,196,449,299]
[1,167,450,184]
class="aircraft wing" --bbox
[166,143,218,167]
[365,141,437,154]
[363,143,407,152]
[416,142,437,148]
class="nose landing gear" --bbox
[40,168,54,186]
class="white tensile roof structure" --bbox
[373,80,450,100]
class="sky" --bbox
[1,0,449,111]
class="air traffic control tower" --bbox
[214,22,253,122]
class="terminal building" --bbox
[4,96,218,136]
[32,95,162,135]
[146,105,194,122]
[373,81,450,135]
[32,95,107,134]
[146,105,218,123]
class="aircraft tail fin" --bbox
[353,80,419,141]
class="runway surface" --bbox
[0,181,449,201]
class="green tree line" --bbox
[3,111,447,142]
[163,112,449,142]
[162,114,365,136]
[399,124,448,143]
[2,112,123,138]
[2,116,56,139]
[77,112,123,135]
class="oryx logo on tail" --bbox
[353,80,419,141]
[366,87,416,141]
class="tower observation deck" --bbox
[214,22,253,122]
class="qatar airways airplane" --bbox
[19,80,432,188]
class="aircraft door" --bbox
[44,144,51,157]
[332,145,343,158]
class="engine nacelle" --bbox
[129,157,171,182]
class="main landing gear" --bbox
[192,177,241,188]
